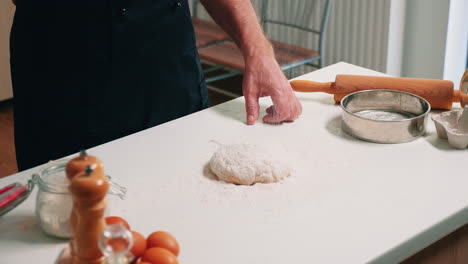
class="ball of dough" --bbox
[209,144,291,185]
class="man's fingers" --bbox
[263,92,302,124]
[263,111,298,124]
[242,57,302,125]
[263,103,285,124]
[266,105,274,115]
[263,111,285,124]
[245,94,260,125]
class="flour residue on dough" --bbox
[209,143,292,185]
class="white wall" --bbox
[396,0,468,87]
[386,0,406,76]
[192,0,392,75]
[0,0,15,101]
[401,0,450,80]
[443,0,468,88]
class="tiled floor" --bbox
[0,73,242,178]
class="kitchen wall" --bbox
[0,0,15,101]
[265,0,391,74]
[399,0,467,87]
[401,0,450,80]
[443,0,468,88]
[386,0,406,77]
[192,0,467,85]
[191,0,392,75]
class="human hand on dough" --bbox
[199,0,301,125]
[243,54,302,125]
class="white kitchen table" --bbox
[1,62,467,264]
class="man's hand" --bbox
[200,0,302,125]
[243,54,302,125]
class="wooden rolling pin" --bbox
[290,75,466,110]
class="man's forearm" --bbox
[200,0,273,58]
[200,0,302,125]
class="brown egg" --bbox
[130,231,147,259]
[135,260,152,264]
[142,247,178,264]
[146,231,180,256]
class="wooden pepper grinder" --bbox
[66,150,105,180]
[69,165,109,264]
[67,150,105,261]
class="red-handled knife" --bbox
[0,182,33,216]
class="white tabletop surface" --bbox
[1,62,467,264]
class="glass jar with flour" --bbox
[32,160,126,238]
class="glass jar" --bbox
[32,160,126,238]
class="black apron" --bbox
[10,0,208,171]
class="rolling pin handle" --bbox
[453,89,461,103]
[290,80,335,94]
